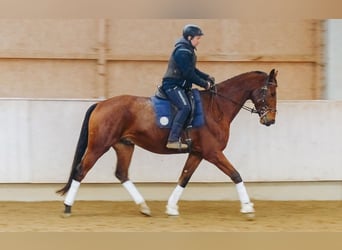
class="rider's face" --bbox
[189,35,202,48]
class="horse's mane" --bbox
[219,71,267,85]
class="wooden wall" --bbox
[0,19,324,99]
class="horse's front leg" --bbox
[205,151,255,218]
[166,153,203,216]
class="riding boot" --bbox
[166,122,188,149]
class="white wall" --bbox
[1,99,341,184]
[325,19,342,99]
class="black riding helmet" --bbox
[182,24,204,40]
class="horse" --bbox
[57,69,278,218]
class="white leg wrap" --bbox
[167,185,184,207]
[166,185,184,216]
[235,182,250,204]
[236,182,255,214]
[64,180,81,206]
[122,180,145,204]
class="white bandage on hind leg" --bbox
[122,180,145,204]
[236,182,251,204]
[64,180,81,206]
[167,185,184,207]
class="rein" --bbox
[209,87,258,114]
[208,75,277,117]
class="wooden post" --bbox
[97,19,108,98]
[313,20,324,99]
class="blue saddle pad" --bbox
[151,89,205,128]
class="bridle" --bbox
[209,76,277,117]
[256,77,277,120]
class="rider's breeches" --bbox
[164,87,191,142]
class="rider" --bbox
[162,24,215,150]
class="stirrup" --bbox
[166,141,188,150]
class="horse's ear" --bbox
[269,69,278,81]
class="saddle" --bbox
[151,86,205,129]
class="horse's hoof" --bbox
[240,202,255,213]
[165,205,179,216]
[61,212,72,218]
[240,202,255,220]
[244,212,255,221]
[139,202,152,216]
[61,204,72,218]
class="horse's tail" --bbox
[56,103,98,195]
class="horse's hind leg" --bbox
[114,142,151,216]
[63,147,109,216]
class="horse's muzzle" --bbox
[263,119,275,126]
[259,110,276,126]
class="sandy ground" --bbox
[0,200,341,232]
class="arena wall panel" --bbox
[0,99,341,184]
[0,19,323,99]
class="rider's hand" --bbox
[206,81,215,90]
[207,76,215,85]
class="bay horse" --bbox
[57,69,278,218]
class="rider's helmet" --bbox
[182,24,204,39]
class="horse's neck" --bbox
[216,78,259,122]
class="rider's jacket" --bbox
[162,37,209,90]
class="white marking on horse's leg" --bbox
[235,182,255,214]
[122,180,151,216]
[166,185,184,216]
[64,180,81,206]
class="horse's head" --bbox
[250,69,278,126]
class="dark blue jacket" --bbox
[162,37,209,90]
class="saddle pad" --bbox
[151,89,205,128]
